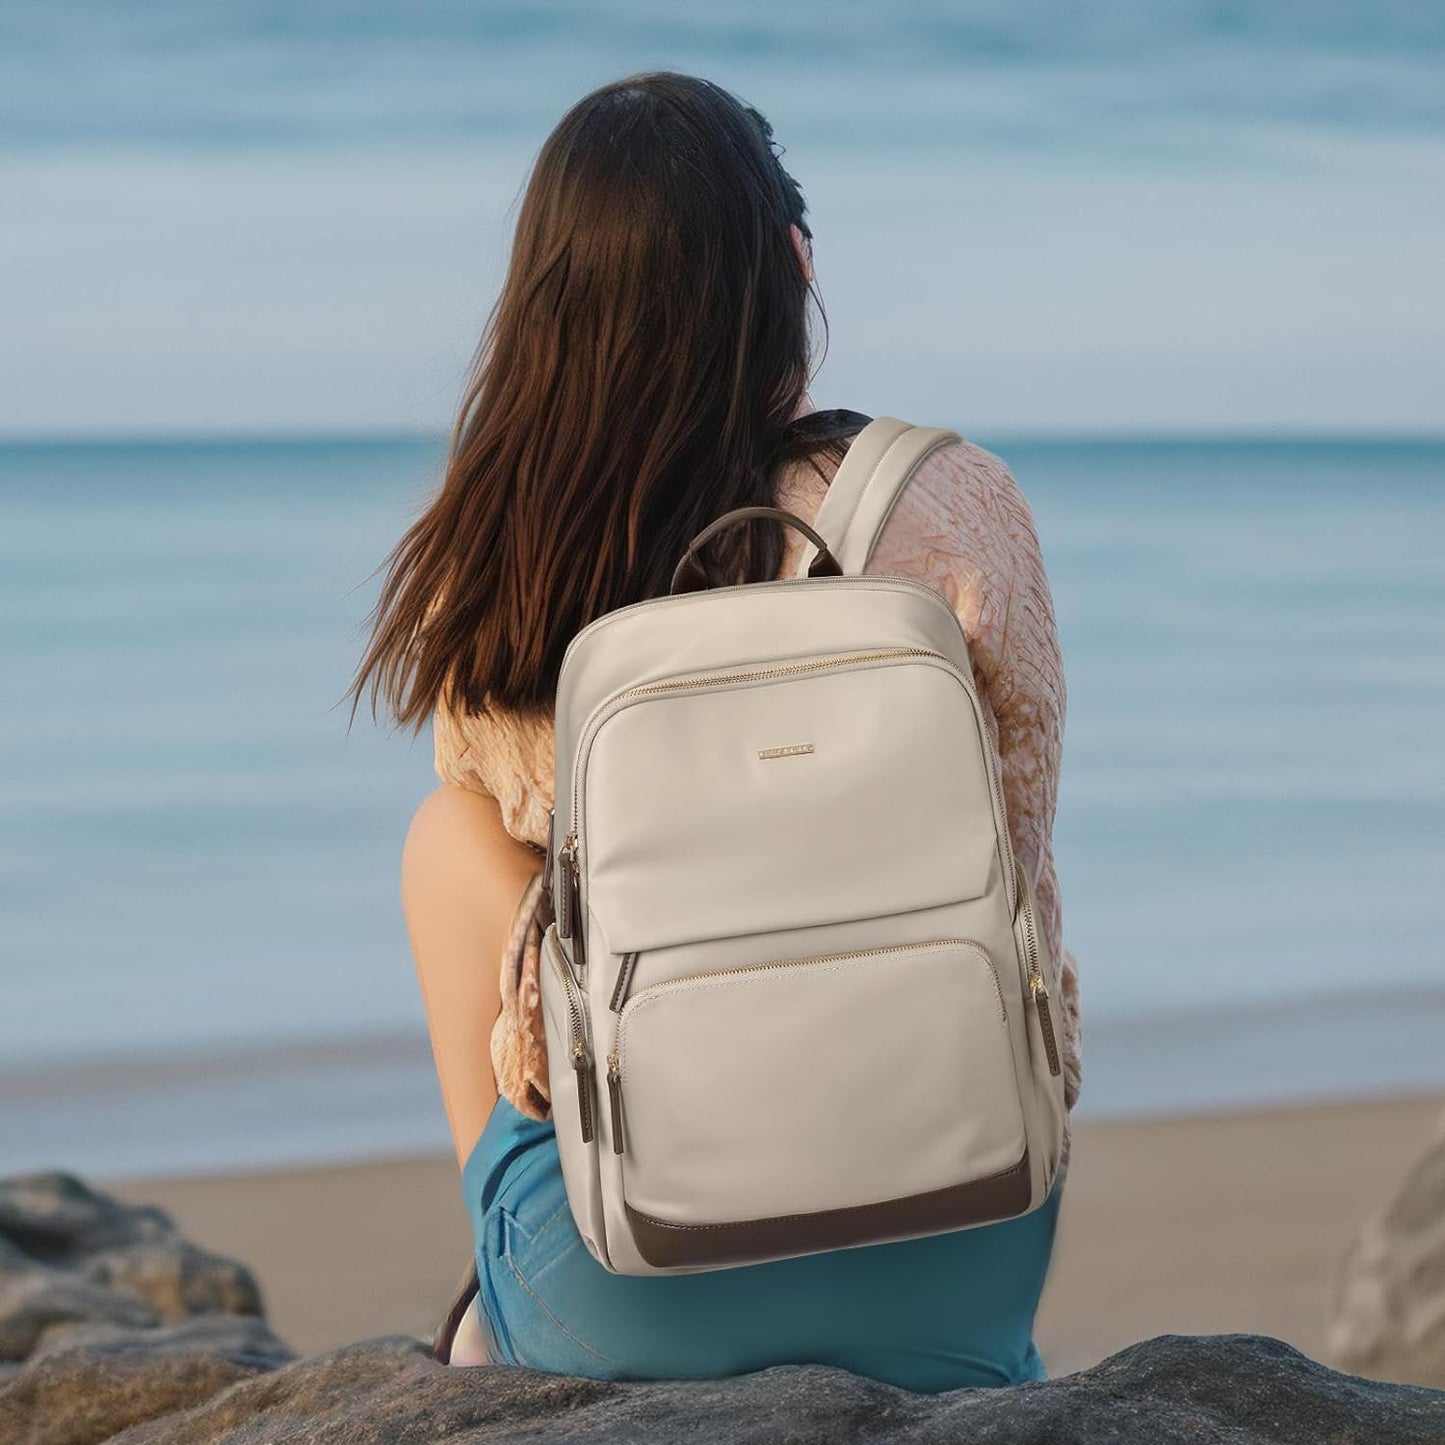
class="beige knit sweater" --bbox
[432,425,1083,1176]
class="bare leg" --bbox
[447,1297,491,1367]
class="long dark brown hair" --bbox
[347,71,867,733]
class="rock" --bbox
[0,1172,263,1328]
[21,1332,1444,1445]
[2,1345,265,1445]
[0,1171,175,1257]
[0,1170,292,1444]
[2,1171,1444,1444]
[81,1239,261,1325]
[0,1269,158,1362]
[1325,1104,1445,1388]
[26,1311,292,1370]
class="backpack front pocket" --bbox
[573,650,1009,955]
[610,937,1031,1269]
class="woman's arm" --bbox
[401,782,544,1171]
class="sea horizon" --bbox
[5,427,1445,449]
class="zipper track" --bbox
[567,646,1018,928]
[546,928,595,1141]
[1015,873,1062,1077]
[608,645,940,700]
[1019,884,1041,990]
[616,937,1009,1072]
[546,928,590,1053]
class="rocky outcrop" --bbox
[1326,1104,1445,1388]
[4,1171,1444,1445]
[0,1171,292,1444]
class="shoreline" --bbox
[104,1088,1443,1377]
[10,978,1445,1182]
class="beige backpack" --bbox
[539,415,1066,1276]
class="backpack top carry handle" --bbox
[798,417,963,577]
[669,416,961,596]
[670,504,843,595]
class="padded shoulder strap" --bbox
[795,416,963,577]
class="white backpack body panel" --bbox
[539,418,1067,1276]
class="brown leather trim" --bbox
[608,951,639,1013]
[669,505,844,595]
[555,848,573,937]
[625,1147,1031,1269]
[1035,987,1062,1077]
[573,1051,594,1145]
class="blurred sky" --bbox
[2,0,1441,438]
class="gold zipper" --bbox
[546,929,594,1143]
[605,1051,624,1155]
[612,645,946,700]
[621,936,1007,1020]
[606,938,1007,1155]
[555,829,586,974]
[554,571,968,703]
[1016,875,1061,1077]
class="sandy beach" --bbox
[104,1089,1442,1379]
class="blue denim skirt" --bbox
[462,1093,1064,1393]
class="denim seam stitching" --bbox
[494,1194,571,1264]
[523,1197,573,1252]
[503,1254,618,1365]
[523,1208,572,1265]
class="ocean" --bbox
[1,1,1442,1175]
[2,436,1442,1177]
[3,3,1443,437]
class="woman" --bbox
[349,70,1082,1392]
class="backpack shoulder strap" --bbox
[795,415,963,576]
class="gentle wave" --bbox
[4,2,1444,151]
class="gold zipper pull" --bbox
[556,831,577,938]
[1030,974,1062,1077]
[572,1038,595,1144]
[541,808,555,895]
[567,840,586,973]
[606,1052,625,1155]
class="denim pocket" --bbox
[489,1145,619,1371]
[498,1191,574,1285]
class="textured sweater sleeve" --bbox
[432,692,490,794]
[869,440,1082,1115]
[432,694,556,852]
